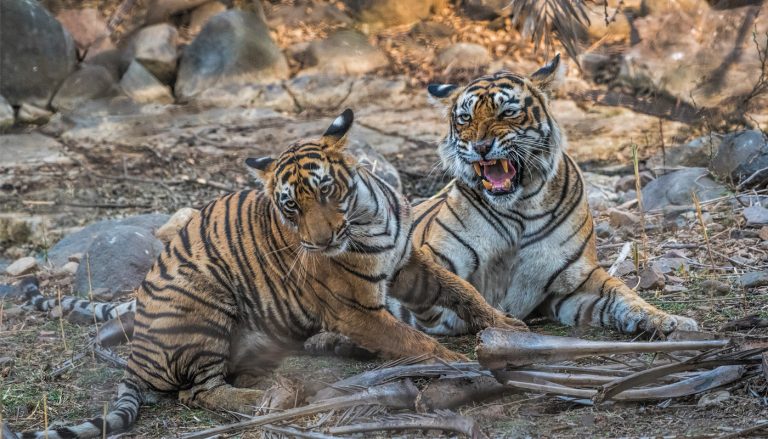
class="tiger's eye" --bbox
[284,200,298,210]
[502,109,520,117]
[456,114,471,124]
[320,185,333,196]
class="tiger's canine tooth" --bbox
[501,160,509,173]
[473,163,482,176]
[503,179,512,190]
[482,180,493,190]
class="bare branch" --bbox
[328,412,488,439]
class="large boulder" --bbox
[120,60,174,104]
[343,0,443,28]
[47,214,169,267]
[650,135,721,169]
[299,30,388,76]
[175,10,289,101]
[710,130,768,187]
[51,65,119,111]
[72,226,163,296]
[642,168,728,211]
[0,0,77,106]
[55,8,108,52]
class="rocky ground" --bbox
[3,0,768,437]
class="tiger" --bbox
[19,109,522,439]
[384,54,699,337]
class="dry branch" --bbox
[327,412,488,439]
[414,376,508,412]
[476,329,730,370]
[181,380,419,439]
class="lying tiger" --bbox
[385,55,699,336]
[20,110,521,439]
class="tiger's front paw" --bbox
[472,310,529,332]
[304,332,377,360]
[627,312,700,335]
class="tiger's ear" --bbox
[530,53,561,93]
[427,83,460,107]
[322,108,354,152]
[245,156,276,181]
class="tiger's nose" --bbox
[472,139,493,156]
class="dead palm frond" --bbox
[509,0,591,60]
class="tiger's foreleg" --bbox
[403,246,528,332]
[546,267,699,335]
[326,307,468,361]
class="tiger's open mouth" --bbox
[471,159,519,196]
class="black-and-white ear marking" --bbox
[323,108,354,139]
[530,53,561,91]
[427,83,458,98]
[245,157,275,171]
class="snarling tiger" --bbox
[20,110,521,439]
[386,55,699,336]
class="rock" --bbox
[436,43,491,71]
[189,1,228,36]
[0,95,13,130]
[284,74,408,112]
[51,65,118,111]
[739,271,768,289]
[61,261,79,275]
[191,82,296,111]
[5,257,37,277]
[145,0,213,23]
[0,0,77,107]
[300,30,388,76]
[595,221,614,238]
[156,207,199,242]
[120,60,174,104]
[744,205,768,226]
[83,49,132,81]
[0,213,45,245]
[73,225,163,296]
[68,253,83,263]
[343,0,441,28]
[638,265,665,291]
[615,172,654,192]
[651,258,689,274]
[47,214,170,267]
[131,24,179,83]
[608,208,640,229]
[349,140,402,192]
[16,103,53,125]
[760,226,768,241]
[642,168,727,211]
[459,0,510,20]
[697,390,730,407]
[56,8,108,52]
[614,260,636,277]
[175,10,289,102]
[701,279,730,296]
[710,130,768,187]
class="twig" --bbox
[262,425,341,439]
[50,352,87,379]
[181,381,419,439]
[608,242,632,276]
[327,412,488,439]
[92,344,128,369]
[692,191,716,270]
[631,143,648,264]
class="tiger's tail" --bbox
[24,287,135,323]
[20,378,144,439]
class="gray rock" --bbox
[642,168,728,211]
[697,390,730,408]
[436,43,491,71]
[744,205,768,226]
[638,265,665,291]
[5,257,37,277]
[460,0,511,19]
[0,133,67,168]
[73,225,163,296]
[710,130,768,187]
[739,271,768,289]
[51,65,118,111]
[651,257,688,274]
[0,95,13,130]
[16,103,53,125]
[120,60,174,104]
[191,81,295,111]
[608,208,639,229]
[615,172,654,192]
[595,221,614,238]
[343,0,440,28]
[661,135,721,168]
[47,214,170,267]
[132,24,179,84]
[300,30,388,76]
[0,0,78,106]
[349,140,402,193]
[56,8,108,52]
[700,279,730,296]
[175,10,289,101]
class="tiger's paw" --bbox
[472,310,530,332]
[304,332,377,360]
[625,312,700,335]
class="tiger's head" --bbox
[246,109,356,256]
[428,54,564,204]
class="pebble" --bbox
[743,205,768,226]
[739,271,768,289]
[61,261,79,275]
[5,256,37,276]
[608,208,640,229]
[638,265,665,291]
[697,390,730,407]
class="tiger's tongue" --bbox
[483,162,516,188]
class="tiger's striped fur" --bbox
[387,55,699,336]
[22,109,523,439]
